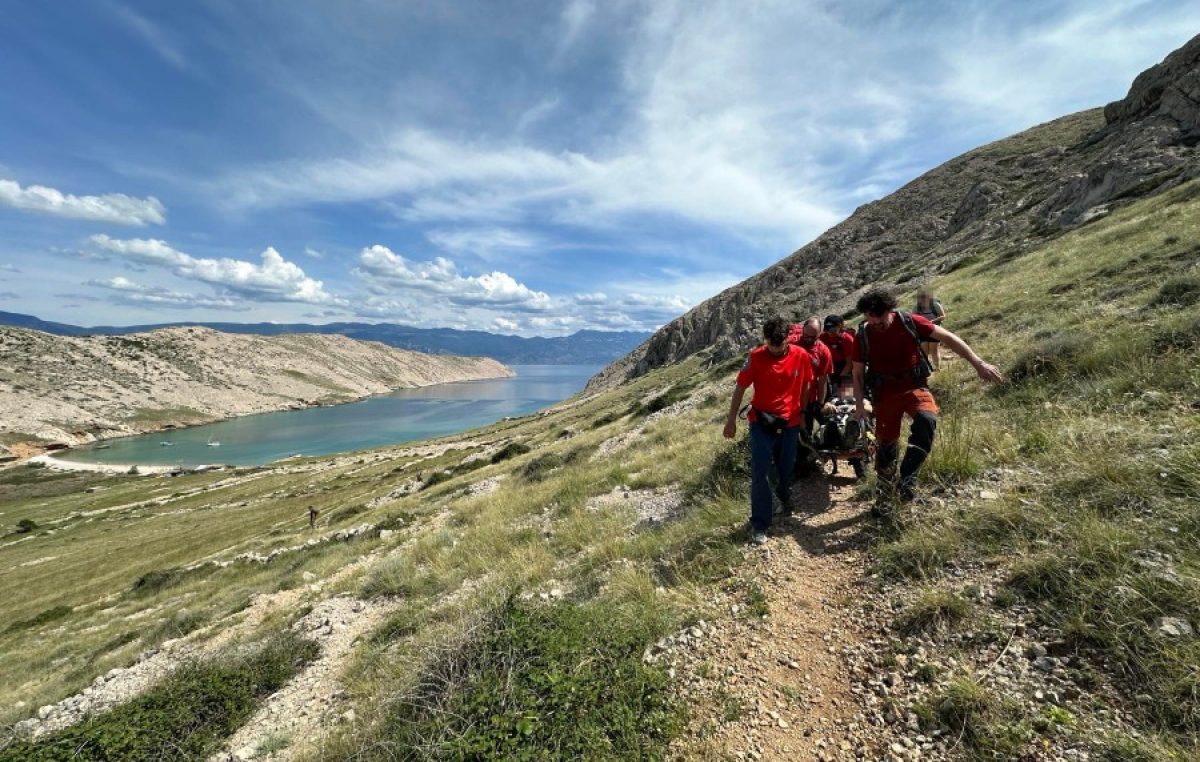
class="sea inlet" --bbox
[55,364,601,468]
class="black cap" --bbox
[823,314,842,330]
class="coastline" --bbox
[2,364,517,465]
[27,454,183,475]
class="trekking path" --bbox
[663,473,901,761]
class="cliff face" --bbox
[590,34,1200,391]
[0,326,513,445]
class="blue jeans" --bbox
[749,421,800,531]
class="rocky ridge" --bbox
[0,325,512,446]
[590,33,1200,390]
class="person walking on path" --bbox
[724,316,813,544]
[913,287,947,371]
[308,505,319,529]
[790,316,834,432]
[851,288,1001,508]
[820,314,857,398]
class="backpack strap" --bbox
[857,310,934,399]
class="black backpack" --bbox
[856,310,933,399]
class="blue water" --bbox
[56,365,601,467]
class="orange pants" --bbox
[874,387,939,443]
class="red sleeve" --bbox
[851,330,866,363]
[843,331,857,360]
[735,352,755,388]
[910,314,936,338]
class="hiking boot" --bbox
[750,530,769,546]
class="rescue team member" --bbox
[789,316,833,432]
[851,288,1002,508]
[724,316,813,545]
[820,314,857,399]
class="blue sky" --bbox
[0,1,1195,335]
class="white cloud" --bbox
[354,245,554,312]
[0,264,21,273]
[111,4,188,71]
[491,317,519,332]
[0,179,166,226]
[89,235,338,304]
[425,227,539,256]
[88,276,245,310]
[556,0,596,57]
[304,247,324,258]
[574,292,607,305]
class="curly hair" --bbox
[762,315,789,345]
[856,287,898,317]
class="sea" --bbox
[54,364,602,467]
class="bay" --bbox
[55,364,601,467]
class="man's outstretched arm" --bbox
[929,326,1003,383]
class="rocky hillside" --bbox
[591,33,1200,389]
[0,326,513,446]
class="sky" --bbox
[0,1,1196,336]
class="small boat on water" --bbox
[206,437,220,447]
[160,441,174,447]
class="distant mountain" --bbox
[0,312,650,365]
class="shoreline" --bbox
[26,454,185,475]
[3,366,519,466]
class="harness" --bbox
[856,310,933,400]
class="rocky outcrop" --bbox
[591,33,1200,391]
[0,326,513,445]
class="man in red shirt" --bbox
[789,316,833,429]
[724,316,813,544]
[851,288,1002,507]
[820,314,856,399]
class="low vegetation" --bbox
[0,633,318,761]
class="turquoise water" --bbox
[56,365,601,467]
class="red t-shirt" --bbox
[854,312,936,393]
[805,340,833,403]
[736,344,813,426]
[819,329,857,366]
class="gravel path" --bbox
[660,473,881,760]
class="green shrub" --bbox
[0,633,318,762]
[366,598,684,760]
[1004,334,1087,385]
[874,528,962,580]
[127,565,215,598]
[14,518,38,534]
[1150,276,1200,307]
[895,590,972,635]
[420,470,454,490]
[490,442,531,464]
[5,605,72,634]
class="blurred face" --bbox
[799,325,820,346]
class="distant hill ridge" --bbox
[591,33,1200,389]
[0,325,513,446]
[0,312,649,366]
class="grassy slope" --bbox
[1,179,1198,758]
[880,178,1200,757]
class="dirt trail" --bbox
[666,472,889,761]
